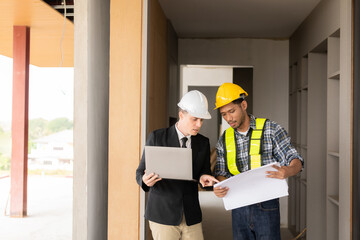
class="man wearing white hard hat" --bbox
[136,90,218,240]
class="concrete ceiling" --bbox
[158,0,321,38]
[0,0,73,67]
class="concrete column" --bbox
[353,1,360,239]
[73,0,110,239]
[10,26,30,218]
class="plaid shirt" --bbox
[214,115,303,178]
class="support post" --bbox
[10,26,30,217]
[353,0,360,238]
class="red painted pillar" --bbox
[10,26,30,217]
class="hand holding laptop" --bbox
[144,146,218,187]
[142,170,162,187]
[145,146,193,181]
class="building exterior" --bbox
[28,130,73,170]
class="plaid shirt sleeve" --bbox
[271,121,304,167]
[214,134,232,178]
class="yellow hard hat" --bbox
[214,83,248,109]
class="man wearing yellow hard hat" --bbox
[213,83,304,239]
[136,90,218,240]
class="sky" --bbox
[0,55,74,125]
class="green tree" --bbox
[28,117,73,153]
[29,118,49,140]
[0,152,10,171]
[47,118,73,133]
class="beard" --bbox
[232,107,246,130]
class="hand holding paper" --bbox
[266,158,303,179]
[213,185,229,198]
[213,163,288,210]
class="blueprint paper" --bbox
[214,163,288,210]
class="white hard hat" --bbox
[177,90,212,119]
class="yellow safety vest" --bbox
[224,118,267,175]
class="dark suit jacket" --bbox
[136,125,211,226]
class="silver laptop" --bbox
[144,146,193,180]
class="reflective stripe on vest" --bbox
[225,127,239,175]
[225,118,267,175]
[249,118,267,170]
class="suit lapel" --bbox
[168,124,198,162]
[191,135,199,163]
[168,125,180,147]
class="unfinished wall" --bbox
[179,38,289,130]
[290,0,340,64]
[167,22,179,121]
[108,0,143,239]
[74,0,110,239]
[147,0,168,134]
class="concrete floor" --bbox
[0,176,72,240]
[0,176,294,240]
[200,191,233,239]
[199,191,295,240]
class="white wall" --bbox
[181,65,232,133]
[179,38,289,130]
[180,65,233,97]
